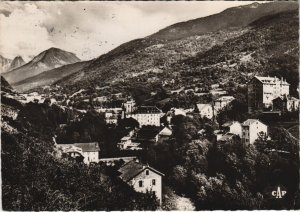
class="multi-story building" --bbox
[118,160,164,204]
[105,111,119,124]
[214,96,235,112]
[127,106,162,127]
[248,76,290,112]
[241,119,268,145]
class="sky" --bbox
[0,1,258,61]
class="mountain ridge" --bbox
[3,47,80,85]
[8,2,299,96]
[14,60,91,92]
[53,2,298,96]
[150,2,298,40]
[9,56,25,71]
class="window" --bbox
[139,180,143,187]
[146,170,149,175]
[152,179,156,185]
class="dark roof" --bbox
[222,121,241,128]
[118,160,164,182]
[74,142,100,152]
[136,128,159,140]
[273,95,299,102]
[135,106,161,114]
[219,133,235,141]
[272,96,284,101]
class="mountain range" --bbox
[1,2,299,95]
[54,2,298,95]
[2,47,80,85]
[0,55,25,74]
[14,60,90,92]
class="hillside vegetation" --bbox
[55,8,298,103]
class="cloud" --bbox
[0,1,255,61]
[0,3,53,61]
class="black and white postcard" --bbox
[1,1,299,210]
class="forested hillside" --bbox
[180,10,299,95]
[54,4,298,102]
[1,81,158,210]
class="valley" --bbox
[1,2,299,211]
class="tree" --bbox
[2,121,158,211]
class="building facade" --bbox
[56,144,84,160]
[56,142,100,164]
[248,76,290,112]
[73,142,100,164]
[127,106,162,127]
[118,161,164,204]
[123,99,136,113]
[214,96,235,112]
[196,104,214,119]
[241,119,268,145]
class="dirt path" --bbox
[175,196,195,211]
[162,186,195,210]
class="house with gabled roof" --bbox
[117,160,164,204]
[196,103,214,119]
[56,142,100,164]
[56,144,84,160]
[158,126,172,142]
[73,142,100,164]
[241,119,268,145]
[222,121,242,137]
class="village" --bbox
[3,74,297,206]
[1,1,299,210]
